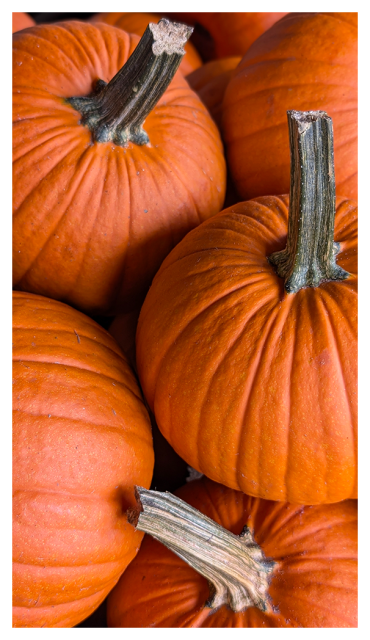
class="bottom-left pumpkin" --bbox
[12,291,154,628]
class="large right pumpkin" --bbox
[136,111,357,505]
[222,12,358,201]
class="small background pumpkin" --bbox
[222,12,358,200]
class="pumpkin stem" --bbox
[268,110,350,293]
[128,486,275,613]
[66,19,193,146]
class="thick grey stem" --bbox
[128,486,275,613]
[67,19,193,146]
[269,110,350,293]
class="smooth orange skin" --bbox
[12,12,35,33]
[223,12,358,201]
[187,57,241,130]
[169,12,288,59]
[13,21,226,316]
[107,477,358,628]
[92,12,203,76]
[13,292,154,628]
[136,195,357,504]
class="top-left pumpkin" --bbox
[13,20,226,316]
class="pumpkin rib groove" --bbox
[155,111,223,142]
[251,292,296,497]
[55,22,107,75]
[153,274,273,422]
[154,146,201,228]
[12,44,78,79]
[13,363,143,402]
[14,405,150,433]
[65,155,108,298]
[314,292,356,493]
[16,147,99,285]
[282,296,298,503]
[13,556,124,569]
[197,296,276,479]
[12,127,80,170]
[234,301,284,490]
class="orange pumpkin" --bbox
[107,477,358,627]
[13,20,226,316]
[223,12,358,200]
[91,12,202,76]
[12,12,35,33]
[187,56,241,130]
[13,291,154,627]
[136,111,357,504]
[168,12,288,60]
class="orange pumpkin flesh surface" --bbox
[136,112,357,505]
[168,12,288,60]
[107,477,358,627]
[13,21,226,316]
[92,12,203,76]
[13,291,154,628]
[223,12,358,201]
[12,12,35,33]
[187,57,241,130]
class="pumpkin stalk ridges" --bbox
[269,110,350,293]
[128,486,276,613]
[67,19,193,146]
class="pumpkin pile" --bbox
[12,12,358,629]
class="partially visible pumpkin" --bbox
[13,20,226,316]
[12,12,35,33]
[91,12,203,76]
[168,12,288,60]
[187,57,241,129]
[107,477,358,627]
[13,291,154,627]
[223,12,358,200]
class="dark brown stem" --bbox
[268,110,350,293]
[67,19,193,146]
[128,486,275,613]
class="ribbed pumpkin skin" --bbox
[91,12,202,76]
[13,292,154,628]
[187,57,241,130]
[13,22,226,316]
[12,12,35,32]
[223,12,358,201]
[136,196,357,504]
[107,477,358,627]
[169,12,288,59]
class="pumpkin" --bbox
[91,12,202,76]
[187,56,241,130]
[223,12,358,201]
[12,291,154,627]
[168,12,288,60]
[12,12,35,32]
[13,20,226,316]
[136,110,357,505]
[107,478,358,627]
[108,312,189,492]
